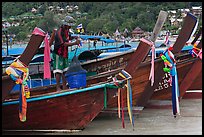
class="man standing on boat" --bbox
[53,16,81,91]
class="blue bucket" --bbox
[65,70,87,89]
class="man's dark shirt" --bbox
[54,27,69,58]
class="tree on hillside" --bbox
[37,10,61,33]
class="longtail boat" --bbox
[2,9,167,97]
[2,28,45,102]
[148,25,202,100]
[135,12,200,107]
[2,12,200,132]
[178,27,202,97]
[84,12,201,108]
[3,12,199,105]
[2,25,155,132]
[105,12,200,109]
[150,39,202,100]
[2,73,131,132]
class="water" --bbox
[2,41,139,59]
[2,44,27,56]
[2,40,166,57]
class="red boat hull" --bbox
[2,85,117,130]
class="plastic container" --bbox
[65,70,87,89]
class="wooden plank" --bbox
[172,13,198,53]
[180,59,202,97]
[125,10,168,75]
[150,10,168,42]
[124,38,152,75]
[136,12,198,107]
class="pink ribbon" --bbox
[32,27,46,36]
[197,48,202,60]
[43,34,51,79]
[32,27,51,79]
[149,44,155,86]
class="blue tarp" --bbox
[71,34,115,43]
[100,38,116,43]
[71,34,105,40]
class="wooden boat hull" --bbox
[2,38,151,131]
[188,72,202,90]
[2,34,45,102]
[150,55,201,100]
[135,12,199,107]
[107,53,201,107]
[2,83,117,131]
[151,38,202,100]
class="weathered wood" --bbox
[150,55,198,100]
[136,12,198,107]
[172,13,198,53]
[188,73,202,90]
[150,39,202,100]
[179,40,202,97]
[150,10,168,42]
[179,59,202,98]
[2,85,117,130]
[125,38,152,75]
[19,35,45,65]
[107,53,199,106]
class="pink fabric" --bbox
[149,44,155,86]
[197,48,202,60]
[32,27,45,36]
[32,27,51,79]
[43,34,51,79]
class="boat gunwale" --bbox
[2,81,118,106]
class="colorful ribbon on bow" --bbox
[5,27,46,122]
[160,47,180,118]
[189,43,202,60]
[113,70,134,129]
[6,58,30,122]
[149,42,155,86]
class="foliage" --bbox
[16,31,27,41]
[36,11,61,33]
[2,2,202,39]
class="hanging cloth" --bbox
[189,43,202,60]
[6,58,30,122]
[113,70,134,129]
[43,33,51,79]
[160,48,180,117]
[149,43,155,86]
[32,27,51,79]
